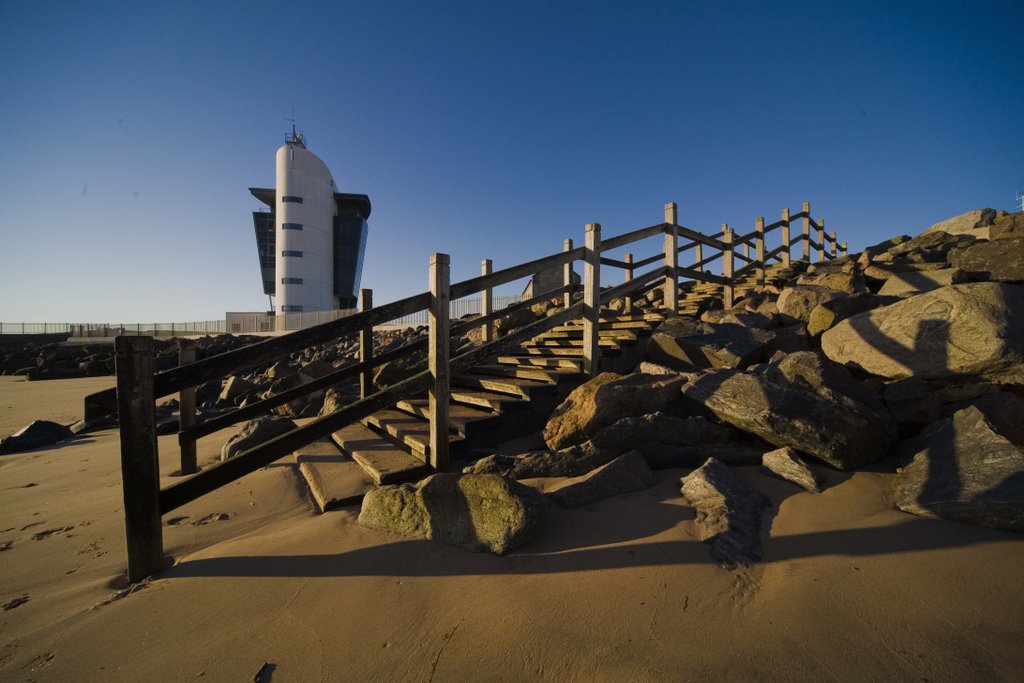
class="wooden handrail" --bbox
[115,198,845,581]
[154,292,430,398]
[449,247,585,300]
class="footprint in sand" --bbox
[192,513,230,526]
[20,521,44,531]
[2,595,29,611]
[0,540,13,552]
[31,526,75,541]
[165,516,190,526]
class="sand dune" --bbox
[1,376,1022,681]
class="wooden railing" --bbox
[114,200,844,581]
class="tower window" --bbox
[281,277,303,284]
[282,195,303,203]
[282,250,303,257]
[282,223,303,230]
[281,305,304,312]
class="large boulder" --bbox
[991,212,1024,240]
[807,293,884,338]
[358,473,547,554]
[893,404,1024,532]
[776,286,844,325]
[796,271,867,294]
[948,237,1024,283]
[646,318,774,371]
[221,415,297,461]
[680,458,771,566]
[882,230,971,262]
[543,372,687,450]
[0,420,73,455]
[547,450,659,508]
[877,268,968,297]
[821,283,1024,383]
[681,352,897,470]
[219,375,260,404]
[922,208,997,238]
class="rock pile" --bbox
[444,207,1023,563]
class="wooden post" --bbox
[562,238,574,309]
[817,217,826,263]
[781,208,791,267]
[480,259,493,343]
[428,253,450,472]
[115,335,163,583]
[359,289,373,399]
[663,202,678,315]
[755,216,765,291]
[583,223,601,377]
[694,237,703,272]
[802,201,811,261]
[830,231,838,259]
[722,224,734,309]
[177,339,197,475]
[742,242,750,260]
[623,253,634,315]
[841,241,848,257]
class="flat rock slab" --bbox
[358,473,547,554]
[821,282,1024,383]
[681,353,896,470]
[893,406,1024,531]
[221,415,296,461]
[761,447,821,493]
[680,458,771,566]
[877,268,967,297]
[949,237,1024,283]
[647,318,774,370]
[547,450,659,508]
[294,440,372,512]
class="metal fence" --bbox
[0,321,228,337]
[385,294,524,327]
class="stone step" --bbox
[293,439,372,512]
[331,422,430,486]
[363,408,466,458]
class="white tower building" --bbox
[249,129,370,317]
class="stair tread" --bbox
[451,373,558,398]
[497,355,583,368]
[448,387,530,411]
[471,364,576,382]
[397,399,500,435]
[364,408,466,456]
[293,439,372,511]
[331,423,431,486]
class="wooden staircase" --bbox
[296,311,665,511]
[677,260,807,316]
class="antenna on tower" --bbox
[284,105,306,148]
[1016,190,1023,213]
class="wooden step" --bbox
[521,338,622,349]
[497,355,584,370]
[363,408,466,457]
[448,387,531,412]
[451,373,559,399]
[396,398,502,438]
[470,364,575,383]
[331,423,430,486]
[294,439,372,511]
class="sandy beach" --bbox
[1,375,1022,681]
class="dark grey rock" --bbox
[948,237,1024,283]
[358,473,547,554]
[0,420,73,454]
[883,378,941,431]
[776,286,844,325]
[680,458,771,566]
[681,353,897,470]
[221,415,297,461]
[646,318,775,371]
[547,450,659,508]
[893,406,1024,532]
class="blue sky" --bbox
[1,0,1021,323]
